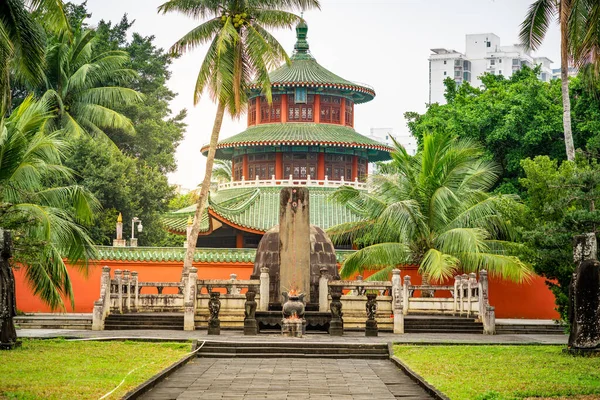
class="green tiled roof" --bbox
[249,20,374,103]
[94,246,354,264]
[161,186,367,235]
[204,123,393,161]
[162,205,210,233]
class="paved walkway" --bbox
[17,328,568,344]
[139,358,432,400]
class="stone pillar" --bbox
[392,269,404,334]
[131,271,139,312]
[208,291,221,335]
[279,187,311,298]
[244,291,258,335]
[365,293,378,337]
[259,267,270,311]
[113,213,126,247]
[329,292,343,336]
[319,267,329,312]
[479,270,489,321]
[484,306,496,335]
[454,275,461,315]
[573,233,597,263]
[123,270,131,312]
[101,266,111,318]
[114,269,123,314]
[184,267,198,331]
[402,275,411,315]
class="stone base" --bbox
[112,239,126,247]
[208,319,220,335]
[244,319,258,335]
[564,347,600,356]
[329,319,344,336]
[0,341,21,350]
[365,319,378,337]
[282,318,305,338]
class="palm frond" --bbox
[520,0,556,51]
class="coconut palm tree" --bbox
[41,28,143,137]
[0,96,99,309]
[520,0,600,162]
[158,0,320,275]
[212,159,232,184]
[0,0,69,114]
[327,133,532,283]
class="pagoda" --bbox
[162,20,393,248]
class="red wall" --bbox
[15,261,559,319]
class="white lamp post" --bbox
[130,217,143,247]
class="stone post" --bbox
[113,213,126,247]
[402,275,411,315]
[114,269,123,314]
[573,233,597,263]
[466,272,474,317]
[479,270,489,321]
[453,275,460,315]
[392,269,404,334]
[329,292,344,336]
[259,267,270,311]
[184,267,198,331]
[181,270,190,301]
[123,270,131,312]
[484,306,496,335]
[365,293,378,337]
[230,273,240,295]
[244,291,258,335]
[319,267,329,312]
[208,291,221,335]
[101,266,111,318]
[131,271,139,312]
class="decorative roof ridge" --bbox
[209,188,262,215]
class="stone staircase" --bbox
[195,341,390,359]
[104,313,184,330]
[15,314,92,330]
[496,323,565,335]
[404,315,483,334]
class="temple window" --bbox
[320,96,341,124]
[282,153,317,179]
[358,158,367,182]
[259,95,281,123]
[288,94,314,121]
[248,98,257,125]
[233,156,244,180]
[344,99,353,127]
[247,153,276,180]
[325,154,353,180]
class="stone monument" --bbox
[0,229,18,350]
[568,233,600,354]
[208,291,221,335]
[365,293,378,337]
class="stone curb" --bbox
[387,343,450,400]
[122,340,199,400]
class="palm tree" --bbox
[41,28,143,138]
[327,133,532,283]
[158,0,320,275]
[0,0,69,114]
[212,159,232,184]
[0,96,99,309]
[521,0,600,161]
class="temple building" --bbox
[162,20,393,248]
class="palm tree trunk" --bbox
[182,101,226,276]
[560,1,575,162]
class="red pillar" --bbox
[242,154,248,180]
[314,95,320,123]
[318,152,325,180]
[352,155,358,181]
[340,98,346,126]
[275,153,283,179]
[256,97,261,124]
[236,232,243,248]
[281,94,288,123]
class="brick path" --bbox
[139,358,432,400]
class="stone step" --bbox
[197,341,388,350]
[199,346,387,355]
[496,325,565,335]
[15,316,91,330]
[196,352,389,359]
[405,328,482,334]
[103,324,184,330]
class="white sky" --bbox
[79,0,561,189]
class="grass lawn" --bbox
[394,345,600,400]
[0,339,189,399]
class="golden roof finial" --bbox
[117,212,123,223]
[187,216,193,226]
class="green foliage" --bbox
[328,133,531,282]
[212,159,232,183]
[0,97,98,310]
[519,155,600,320]
[394,345,600,400]
[406,67,568,192]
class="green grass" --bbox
[394,345,600,400]
[0,339,189,400]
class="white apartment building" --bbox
[429,33,554,104]
[368,128,418,156]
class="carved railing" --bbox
[217,175,367,190]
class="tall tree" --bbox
[328,133,532,283]
[520,0,600,161]
[0,0,69,114]
[0,96,98,309]
[158,0,320,275]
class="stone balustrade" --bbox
[217,175,367,191]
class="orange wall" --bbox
[15,260,559,319]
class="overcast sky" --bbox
[78,0,561,189]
